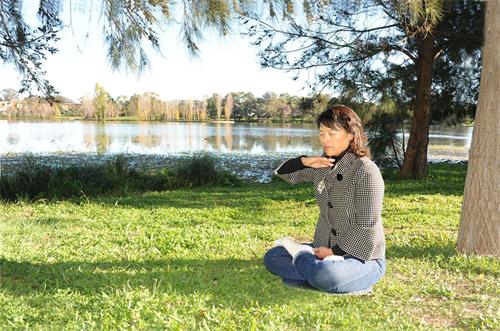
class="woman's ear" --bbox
[348,133,354,142]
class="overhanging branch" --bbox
[389,45,417,63]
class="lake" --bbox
[0,120,472,182]
[0,120,472,157]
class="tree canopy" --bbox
[244,0,484,177]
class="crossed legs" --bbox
[263,246,385,293]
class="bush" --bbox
[0,155,135,201]
[169,153,242,188]
[0,154,242,201]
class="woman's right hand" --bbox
[301,156,334,168]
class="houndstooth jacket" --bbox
[274,151,386,261]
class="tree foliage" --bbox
[0,0,262,96]
[2,86,338,124]
[207,93,222,120]
[243,0,483,177]
[223,93,233,121]
[245,0,482,120]
[0,88,18,101]
[0,0,62,96]
[93,83,110,121]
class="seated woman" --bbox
[264,104,386,294]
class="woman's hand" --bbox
[313,247,334,259]
[301,156,334,169]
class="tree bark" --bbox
[400,33,434,178]
[457,1,500,257]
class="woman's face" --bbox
[319,123,354,157]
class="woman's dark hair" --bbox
[316,104,370,158]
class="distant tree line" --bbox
[1,83,475,127]
[0,84,328,122]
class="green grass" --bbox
[0,163,498,330]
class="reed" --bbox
[0,153,241,201]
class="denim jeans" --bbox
[263,245,386,294]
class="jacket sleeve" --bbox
[353,165,384,228]
[273,155,316,184]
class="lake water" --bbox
[0,120,472,157]
[0,120,472,181]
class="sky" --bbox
[0,1,312,102]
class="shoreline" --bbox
[0,151,468,183]
[0,115,475,127]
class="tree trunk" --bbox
[457,1,499,257]
[400,33,434,178]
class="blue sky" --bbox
[0,2,311,102]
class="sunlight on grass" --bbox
[0,163,498,329]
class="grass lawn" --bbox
[0,163,498,330]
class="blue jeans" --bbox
[263,246,386,294]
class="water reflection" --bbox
[0,120,472,161]
[7,132,19,145]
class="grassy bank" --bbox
[0,163,498,330]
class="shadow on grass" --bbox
[91,162,467,210]
[387,242,499,277]
[82,183,316,211]
[388,241,455,259]
[382,163,467,197]
[0,257,312,307]
[1,163,467,208]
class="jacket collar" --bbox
[327,151,358,176]
[321,148,348,164]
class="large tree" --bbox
[222,92,233,121]
[93,83,110,121]
[207,93,223,120]
[244,0,483,178]
[457,1,499,257]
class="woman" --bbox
[264,104,386,294]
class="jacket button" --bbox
[337,173,343,181]
[327,201,333,208]
[331,228,337,236]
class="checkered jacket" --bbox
[274,152,385,261]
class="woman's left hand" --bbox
[313,247,333,259]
